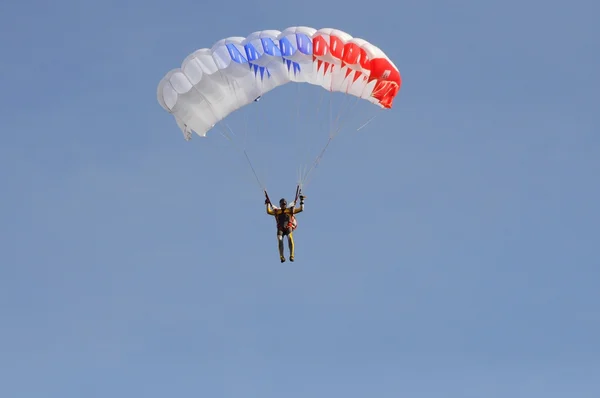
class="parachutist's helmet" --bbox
[279,198,287,208]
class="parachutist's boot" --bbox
[280,256,286,263]
[289,255,294,262]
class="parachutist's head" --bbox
[279,198,287,208]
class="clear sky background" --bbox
[1,0,599,397]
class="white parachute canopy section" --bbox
[157,26,402,141]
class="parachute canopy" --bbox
[157,26,402,140]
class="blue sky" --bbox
[1,0,599,397]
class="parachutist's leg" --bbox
[287,230,295,261]
[278,238,285,259]
[277,230,285,262]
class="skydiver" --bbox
[265,194,305,262]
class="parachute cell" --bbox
[157,26,402,140]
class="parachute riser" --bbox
[294,185,301,206]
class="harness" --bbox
[275,209,297,231]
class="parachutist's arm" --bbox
[266,204,275,215]
[293,195,305,213]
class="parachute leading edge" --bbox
[157,26,402,140]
